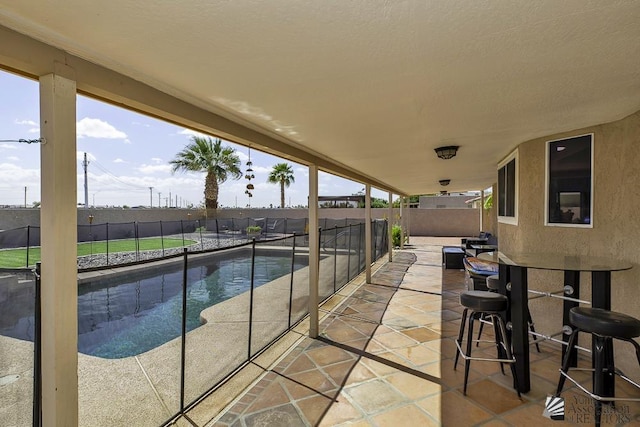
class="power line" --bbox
[89,160,150,191]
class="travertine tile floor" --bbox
[183,237,640,426]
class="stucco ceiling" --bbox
[1,0,639,195]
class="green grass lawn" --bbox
[0,237,197,268]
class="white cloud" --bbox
[113,158,126,163]
[7,156,19,162]
[178,128,208,138]
[0,144,17,150]
[14,119,39,134]
[252,165,271,174]
[138,164,173,174]
[236,151,249,162]
[0,163,40,186]
[15,119,38,126]
[151,157,163,163]
[77,117,127,139]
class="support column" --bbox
[365,184,372,283]
[406,196,411,244]
[40,72,78,426]
[308,165,319,338]
[399,197,404,249]
[388,192,393,262]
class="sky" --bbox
[0,69,392,208]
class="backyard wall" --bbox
[0,206,481,237]
[215,208,480,236]
[499,108,640,376]
[0,208,203,230]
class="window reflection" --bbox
[547,135,592,226]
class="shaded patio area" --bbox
[176,237,640,426]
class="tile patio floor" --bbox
[178,237,640,426]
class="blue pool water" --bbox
[0,251,307,358]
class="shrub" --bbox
[246,225,262,233]
[392,224,403,247]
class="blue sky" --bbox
[0,69,392,208]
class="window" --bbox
[545,134,593,227]
[497,150,518,225]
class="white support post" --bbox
[39,72,78,427]
[406,197,411,244]
[388,192,393,262]
[308,164,319,338]
[399,197,404,249]
[365,184,372,283]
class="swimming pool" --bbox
[0,250,307,358]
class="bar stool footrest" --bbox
[558,369,640,402]
[455,340,516,364]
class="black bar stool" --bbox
[555,307,640,426]
[476,275,541,353]
[454,290,521,397]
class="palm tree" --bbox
[267,163,295,208]
[170,136,242,210]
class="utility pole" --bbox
[175,194,178,207]
[24,186,27,208]
[169,192,172,207]
[149,187,153,208]
[158,192,162,207]
[83,152,89,209]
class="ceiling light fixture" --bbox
[439,179,451,186]
[434,145,459,160]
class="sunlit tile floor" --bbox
[187,237,640,426]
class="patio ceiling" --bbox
[1,1,639,195]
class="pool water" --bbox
[0,252,307,358]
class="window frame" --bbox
[544,133,594,228]
[497,149,518,226]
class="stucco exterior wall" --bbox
[498,109,640,376]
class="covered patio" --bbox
[173,237,638,426]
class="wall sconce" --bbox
[439,179,451,186]
[434,145,459,160]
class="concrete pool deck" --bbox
[1,244,358,426]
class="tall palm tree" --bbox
[267,163,295,208]
[170,136,242,209]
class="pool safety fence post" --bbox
[160,221,165,257]
[33,262,42,427]
[333,226,338,293]
[248,239,257,359]
[134,222,140,262]
[180,220,185,249]
[288,233,296,329]
[180,249,188,411]
[346,225,352,281]
[357,223,363,273]
[197,220,203,250]
[372,220,377,262]
[106,222,110,266]
[26,225,31,268]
